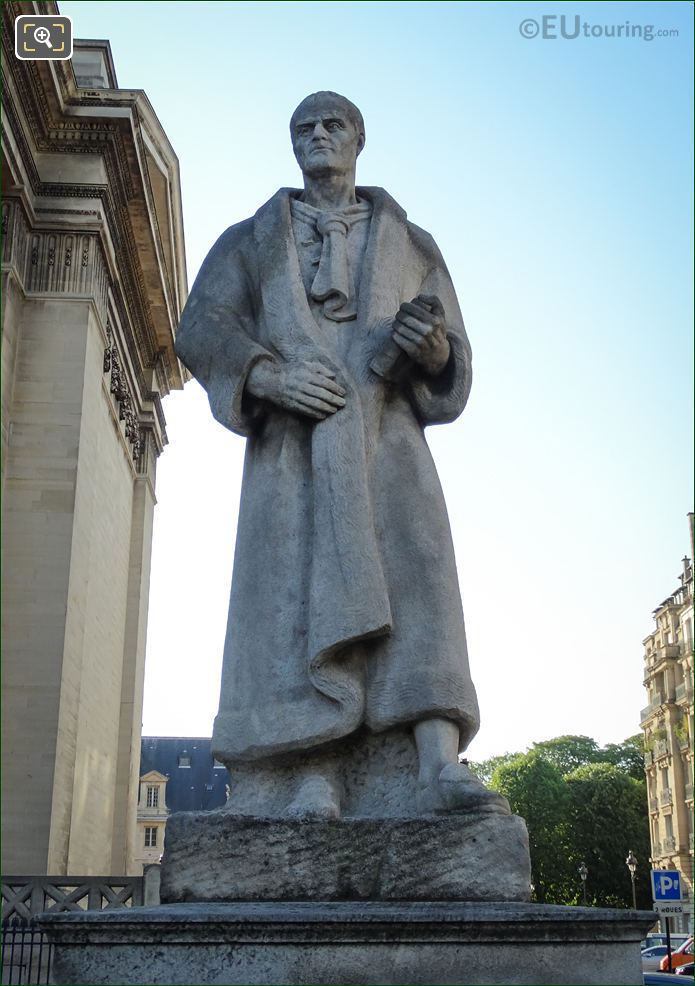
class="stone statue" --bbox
[175,91,509,821]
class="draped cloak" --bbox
[174,187,480,764]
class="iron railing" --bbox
[1,921,52,985]
[1,870,159,985]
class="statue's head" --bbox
[290,92,365,178]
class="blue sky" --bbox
[60,0,694,759]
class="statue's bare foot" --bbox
[417,762,511,815]
[286,772,341,819]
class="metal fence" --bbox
[1,871,159,985]
[1,921,52,986]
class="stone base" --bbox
[39,901,656,985]
[160,812,532,903]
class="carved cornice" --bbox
[1,0,185,397]
[2,198,109,326]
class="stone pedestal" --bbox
[39,900,656,985]
[160,812,532,903]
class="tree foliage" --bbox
[471,734,650,906]
[491,752,569,902]
[468,752,517,787]
[564,762,651,907]
[599,734,646,781]
[530,735,601,774]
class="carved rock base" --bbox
[160,812,532,903]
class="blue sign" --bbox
[651,869,683,901]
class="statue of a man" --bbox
[175,92,508,819]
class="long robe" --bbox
[175,187,480,764]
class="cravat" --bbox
[311,214,356,322]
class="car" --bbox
[644,974,694,985]
[644,947,675,972]
[676,965,695,977]
[644,935,691,951]
[661,937,694,973]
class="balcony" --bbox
[661,644,681,659]
[641,692,665,721]
[644,750,654,766]
[654,739,670,760]
[685,782,693,802]
[678,731,691,751]
[652,841,663,857]
[659,788,673,806]
[675,681,693,703]
[664,836,677,853]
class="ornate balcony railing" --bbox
[660,644,681,659]
[659,788,673,806]
[675,682,693,703]
[654,739,670,760]
[641,692,665,721]
[663,836,677,853]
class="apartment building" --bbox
[641,514,694,933]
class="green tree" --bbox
[530,735,602,774]
[599,734,645,781]
[490,752,571,903]
[563,762,651,908]
[468,752,518,786]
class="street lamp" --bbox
[626,850,638,909]
[578,862,588,906]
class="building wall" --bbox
[641,515,694,934]
[133,772,169,874]
[132,739,230,875]
[1,4,186,877]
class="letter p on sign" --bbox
[651,869,683,901]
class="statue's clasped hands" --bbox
[246,293,450,421]
[246,359,346,421]
[392,294,450,376]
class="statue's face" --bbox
[291,98,364,177]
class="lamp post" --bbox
[625,850,638,909]
[578,862,588,906]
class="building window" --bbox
[178,755,191,768]
[144,826,158,848]
[146,785,159,808]
[213,759,225,769]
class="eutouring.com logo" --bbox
[519,15,679,41]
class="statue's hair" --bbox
[290,92,365,140]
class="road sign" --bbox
[651,869,683,902]
[653,902,684,915]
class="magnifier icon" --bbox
[34,26,53,48]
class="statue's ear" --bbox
[356,134,366,157]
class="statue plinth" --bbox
[160,812,532,904]
[39,901,656,985]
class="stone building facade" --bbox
[133,738,229,875]
[1,2,186,875]
[641,514,694,933]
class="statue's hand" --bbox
[246,359,346,420]
[393,294,451,376]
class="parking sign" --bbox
[651,869,683,902]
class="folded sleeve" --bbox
[174,223,273,437]
[406,242,472,427]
